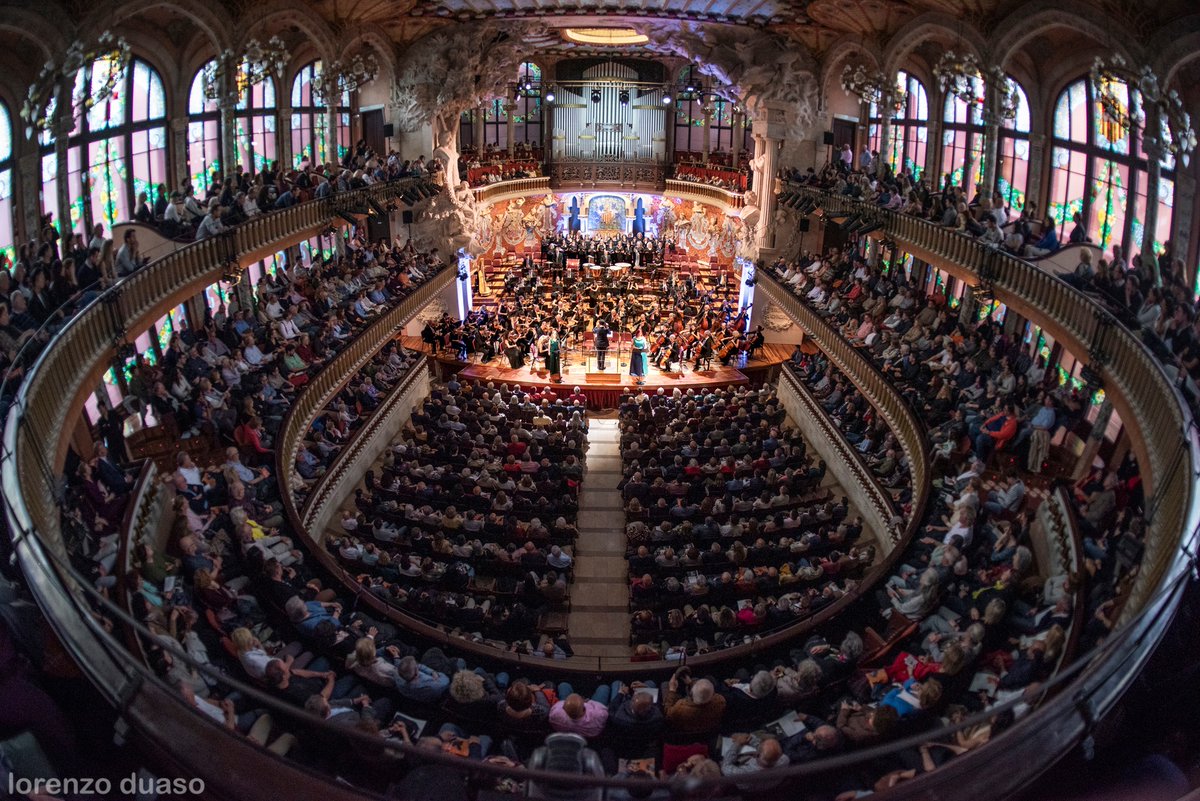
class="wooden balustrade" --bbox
[663,179,745,210]
[472,177,552,205]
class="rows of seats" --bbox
[618,385,883,658]
[328,379,589,651]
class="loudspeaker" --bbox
[823,131,835,146]
[799,218,810,232]
[401,210,414,225]
[367,215,390,243]
[384,123,395,137]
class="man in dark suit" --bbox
[92,442,133,494]
[594,319,610,370]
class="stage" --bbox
[401,338,794,409]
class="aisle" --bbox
[568,415,632,659]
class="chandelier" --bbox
[933,51,983,107]
[313,53,380,104]
[19,31,131,140]
[203,37,288,102]
[987,67,1022,124]
[1090,56,1197,167]
[840,64,905,116]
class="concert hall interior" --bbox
[4,3,1200,801]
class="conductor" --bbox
[593,320,611,371]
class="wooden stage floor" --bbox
[400,338,794,408]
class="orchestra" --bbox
[420,249,758,380]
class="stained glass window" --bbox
[40,57,167,235]
[187,61,221,191]
[236,70,277,173]
[1049,75,1175,252]
[940,73,988,200]
[997,82,1030,215]
[0,103,12,267]
[291,61,352,169]
[867,71,928,179]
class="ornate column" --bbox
[730,110,743,163]
[876,89,894,179]
[750,101,787,251]
[664,100,676,164]
[980,82,1002,196]
[505,97,517,158]
[170,117,189,188]
[216,67,239,177]
[18,151,40,243]
[701,103,713,161]
[53,79,73,235]
[325,107,339,166]
[1139,109,1164,271]
[219,94,238,176]
[474,103,485,156]
[1025,132,1048,217]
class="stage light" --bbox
[619,89,630,105]
[662,92,672,104]
[545,90,555,103]
[590,88,602,104]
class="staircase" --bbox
[567,415,631,660]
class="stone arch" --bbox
[83,0,231,55]
[991,1,1138,71]
[233,0,336,65]
[882,13,986,77]
[1150,18,1200,87]
[0,8,73,63]
[335,27,399,86]
[819,37,882,99]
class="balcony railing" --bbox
[663,179,745,210]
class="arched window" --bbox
[868,71,929,179]
[996,78,1031,211]
[672,66,749,157]
[188,61,222,192]
[40,57,168,233]
[290,61,350,168]
[0,103,13,265]
[940,73,985,198]
[1049,75,1175,252]
[512,62,543,150]
[235,68,277,173]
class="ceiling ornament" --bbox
[1090,56,1196,167]
[641,21,821,138]
[391,22,537,134]
[20,31,131,140]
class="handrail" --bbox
[663,178,746,210]
[782,185,1200,625]
[471,176,552,205]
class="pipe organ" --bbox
[551,62,666,163]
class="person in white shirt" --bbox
[195,203,228,241]
[277,312,300,340]
[116,229,148,276]
[240,192,260,217]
